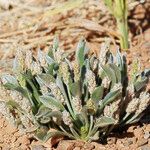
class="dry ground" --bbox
[0,0,150,149]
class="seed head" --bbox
[104,98,121,121]
[126,98,139,114]
[15,49,25,72]
[0,82,9,99]
[72,60,80,82]
[0,101,17,126]
[54,49,63,63]
[50,83,65,104]
[102,77,110,88]
[20,114,34,129]
[86,99,96,114]
[127,84,135,97]
[99,42,109,65]
[111,83,122,92]
[72,96,82,113]
[86,69,96,94]
[62,110,73,127]
[0,101,8,116]
[41,85,49,95]
[59,62,70,84]
[10,91,31,113]
[37,50,47,67]
[31,61,42,75]
[136,92,150,115]
[93,59,99,71]
[25,50,33,70]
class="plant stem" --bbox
[117,18,129,49]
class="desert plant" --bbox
[0,38,149,142]
[104,0,129,49]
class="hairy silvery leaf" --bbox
[3,80,32,104]
[1,74,19,86]
[102,89,121,106]
[69,81,81,97]
[39,95,64,111]
[34,126,49,141]
[35,105,52,123]
[52,36,59,53]
[6,100,22,111]
[35,105,62,124]
[43,131,74,142]
[109,64,121,83]
[134,77,148,92]
[36,74,55,87]
[95,116,115,128]
[89,131,100,141]
[45,55,55,64]
[116,49,127,80]
[100,64,117,88]
[75,39,86,67]
[91,86,104,101]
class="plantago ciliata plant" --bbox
[104,0,129,49]
[0,38,149,142]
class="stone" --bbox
[134,128,144,139]
[92,142,106,150]
[140,145,150,150]
[83,143,95,150]
[145,124,150,132]
[138,139,148,147]
[144,131,150,140]
[57,140,74,150]
[107,137,117,144]
[21,135,30,145]
[73,147,81,150]
[123,138,133,146]
[31,145,46,150]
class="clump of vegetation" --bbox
[104,0,129,49]
[0,38,149,142]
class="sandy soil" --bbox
[0,0,150,149]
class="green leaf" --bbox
[39,95,64,111]
[52,36,59,52]
[101,64,117,88]
[6,100,25,114]
[56,76,75,119]
[35,105,52,124]
[36,74,55,87]
[34,126,49,141]
[102,89,121,106]
[116,49,127,82]
[42,131,68,142]
[134,77,148,92]
[35,105,62,124]
[109,64,121,83]
[95,116,115,128]
[89,131,100,141]
[75,39,86,67]
[91,86,104,101]
[69,81,81,97]
[6,100,20,109]
[1,75,19,86]
[4,82,30,99]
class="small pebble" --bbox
[31,145,46,150]
[144,131,150,140]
